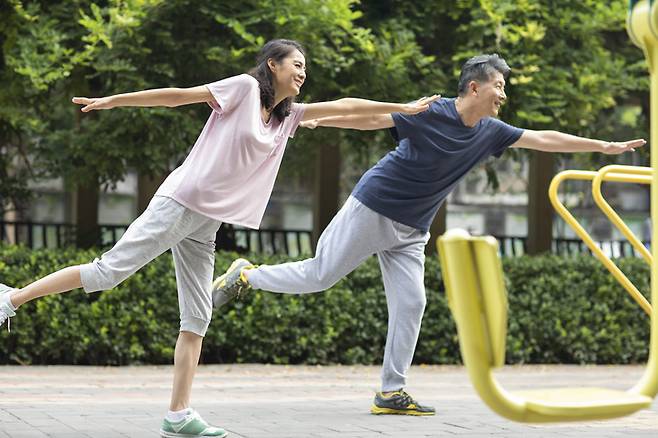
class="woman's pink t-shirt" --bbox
[155,74,305,229]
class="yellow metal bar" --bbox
[548,171,652,316]
[628,0,658,398]
[592,165,652,265]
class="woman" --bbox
[0,39,437,438]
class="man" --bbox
[212,54,645,416]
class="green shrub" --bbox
[0,244,651,365]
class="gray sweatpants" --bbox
[247,196,430,391]
[79,196,221,336]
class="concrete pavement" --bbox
[0,364,656,437]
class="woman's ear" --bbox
[267,58,277,73]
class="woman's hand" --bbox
[398,94,441,115]
[71,96,115,112]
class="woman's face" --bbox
[269,49,306,97]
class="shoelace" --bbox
[235,269,254,300]
[397,391,415,406]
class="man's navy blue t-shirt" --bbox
[351,98,524,232]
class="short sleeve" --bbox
[205,74,257,115]
[390,112,417,142]
[489,118,524,158]
[285,103,306,138]
[390,102,439,142]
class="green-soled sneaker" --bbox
[159,409,228,438]
[212,258,254,308]
[370,390,435,416]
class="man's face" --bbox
[474,71,507,117]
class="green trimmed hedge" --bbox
[0,244,651,365]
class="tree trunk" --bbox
[425,203,447,256]
[313,145,341,250]
[527,151,554,255]
[137,172,167,215]
[75,182,100,248]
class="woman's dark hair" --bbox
[248,39,305,122]
[457,54,511,96]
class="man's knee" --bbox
[404,292,427,316]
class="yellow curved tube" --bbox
[549,171,652,316]
[591,165,652,265]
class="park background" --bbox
[0,0,653,366]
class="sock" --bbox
[166,408,192,422]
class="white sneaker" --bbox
[0,284,17,332]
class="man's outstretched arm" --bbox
[511,130,646,154]
[300,113,395,131]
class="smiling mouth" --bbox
[294,80,304,88]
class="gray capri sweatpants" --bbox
[79,196,221,336]
[247,196,430,391]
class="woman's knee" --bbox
[80,259,129,292]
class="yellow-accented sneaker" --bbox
[370,390,435,416]
[212,258,254,308]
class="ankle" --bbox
[166,407,192,422]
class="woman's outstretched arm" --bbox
[301,95,439,121]
[72,86,213,112]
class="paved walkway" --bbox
[0,364,656,437]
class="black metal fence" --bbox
[0,221,313,256]
[494,235,650,258]
[0,221,650,258]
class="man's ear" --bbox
[469,80,479,96]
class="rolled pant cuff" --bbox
[180,316,210,337]
[79,260,103,294]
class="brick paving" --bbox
[0,364,656,437]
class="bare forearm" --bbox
[301,95,438,121]
[513,130,645,155]
[332,98,404,116]
[528,130,606,152]
[316,114,388,130]
[109,88,195,108]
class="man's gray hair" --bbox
[457,54,511,96]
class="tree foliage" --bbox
[0,0,650,212]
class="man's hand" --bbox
[72,96,115,112]
[398,94,441,115]
[601,139,647,154]
[300,119,319,129]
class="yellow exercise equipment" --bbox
[438,229,654,422]
[549,166,652,316]
[433,0,658,422]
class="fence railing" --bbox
[0,221,313,256]
[494,235,650,258]
[0,222,648,258]
[216,224,313,256]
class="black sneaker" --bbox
[370,390,436,416]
